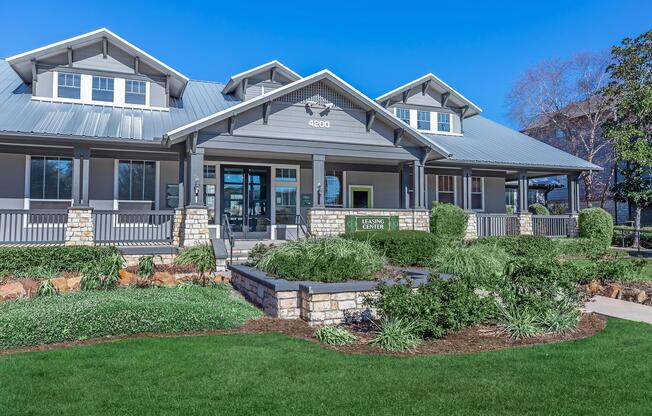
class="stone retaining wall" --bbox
[230,265,428,326]
[308,208,430,237]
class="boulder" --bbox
[154,271,176,287]
[49,277,69,293]
[118,269,138,286]
[603,283,622,299]
[621,288,649,304]
[586,280,603,295]
[0,281,27,301]
[66,276,82,291]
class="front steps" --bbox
[226,239,283,264]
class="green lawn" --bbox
[1,318,651,415]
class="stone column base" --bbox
[517,213,533,236]
[568,214,579,237]
[64,207,94,246]
[181,206,210,247]
[464,212,478,240]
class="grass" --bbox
[0,287,261,349]
[0,318,650,415]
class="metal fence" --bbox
[532,215,569,237]
[93,210,174,245]
[0,210,68,245]
[477,214,519,237]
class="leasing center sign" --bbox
[345,215,399,233]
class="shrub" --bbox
[369,318,420,352]
[0,287,261,349]
[246,243,276,266]
[0,246,119,276]
[430,243,510,289]
[14,266,59,280]
[579,208,613,249]
[137,255,160,279]
[314,326,357,346]
[80,252,124,291]
[556,238,609,257]
[176,244,216,277]
[257,238,383,282]
[474,235,558,259]
[498,306,541,339]
[430,202,468,243]
[368,277,494,338]
[538,303,581,334]
[528,203,550,215]
[36,280,58,297]
[347,231,439,266]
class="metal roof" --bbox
[424,116,602,171]
[0,59,239,141]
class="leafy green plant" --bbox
[528,203,550,215]
[36,280,58,297]
[430,202,468,243]
[474,235,559,259]
[137,255,161,279]
[13,266,60,280]
[578,208,614,249]
[314,326,357,345]
[0,287,262,349]
[257,238,383,282]
[0,246,118,276]
[498,306,541,339]
[538,303,581,335]
[430,243,510,289]
[369,318,420,352]
[175,244,216,279]
[346,231,439,266]
[246,243,276,266]
[556,237,609,257]
[80,253,124,291]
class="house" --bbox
[0,29,601,259]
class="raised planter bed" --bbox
[229,264,431,326]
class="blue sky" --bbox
[1,0,650,127]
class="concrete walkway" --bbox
[585,296,652,324]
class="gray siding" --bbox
[150,81,167,107]
[345,171,399,209]
[159,160,177,209]
[299,168,312,219]
[34,70,54,98]
[484,177,506,213]
[89,158,115,210]
[244,79,283,100]
[0,153,25,209]
[70,43,135,74]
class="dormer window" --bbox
[437,113,451,132]
[395,108,410,125]
[92,76,114,102]
[125,80,146,105]
[417,111,431,130]
[57,73,81,99]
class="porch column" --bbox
[412,161,426,209]
[186,147,205,206]
[462,168,473,211]
[72,147,90,206]
[400,163,410,209]
[312,154,325,207]
[177,152,185,208]
[517,171,529,213]
[567,173,580,213]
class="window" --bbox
[166,184,179,208]
[118,160,156,201]
[92,76,114,102]
[204,165,216,179]
[396,108,410,125]
[204,184,216,224]
[275,168,297,182]
[125,80,146,105]
[57,73,81,99]
[30,157,72,200]
[324,171,343,207]
[472,177,483,210]
[275,186,297,224]
[437,175,455,204]
[417,111,431,130]
[437,113,451,132]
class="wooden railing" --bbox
[0,210,68,245]
[532,215,569,237]
[477,214,519,238]
[93,210,174,245]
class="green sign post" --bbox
[344,215,399,233]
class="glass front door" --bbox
[221,166,270,239]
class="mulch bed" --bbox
[0,313,607,357]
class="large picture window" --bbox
[437,175,455,204]
[57,73,81,99]
[324,171,343,207]
[118,160,156,201]
[92,76,114,102]
[30,157,72,200]
[472,177,484,211]
[125,80,146,105]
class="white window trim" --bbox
[436,112,452,134]
[435,175,458,205]
[471,177,485,212]
[44,71,168,111]
[416,110,431,131]
[394,107,411,126]
[347,185,374,209]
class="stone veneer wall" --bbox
[464,212,478,240]
[300,291,378,326]
[308,208,430,237]
[230,271,301,319]
[517,213,533,236]
[182,206,210,246]
[64,207,94,246]
[122,253,177,267]
[568,214,580,237]
[172,208,184,246]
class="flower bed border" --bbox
[229,264,431,326]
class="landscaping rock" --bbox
[50,277,69,293]
[0,281,27,301]
[621,288,649,304]
[603,283,622,299]
[67,276,82,291]
[118,270,138,286]
[154,271,176,287]
[586,281,603,296]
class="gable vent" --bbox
[274,81,359,110]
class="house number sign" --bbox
[308,120,330,128]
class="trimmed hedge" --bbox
[579,208,613,249]
[430,203,468,244]
[0,246,119,276]
[528,203,550,215]
[556,238,609,257]
[0,287,262,349]
[474,235,559,258]
[348,230,439,266]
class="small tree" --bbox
[603,30,652,248]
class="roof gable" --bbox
[5,28,189,97]
[222,60,301,95]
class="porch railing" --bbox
[532,215,569,237]
[477,214,519,238]
[0,209,68,245]
[93,210,174,245]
